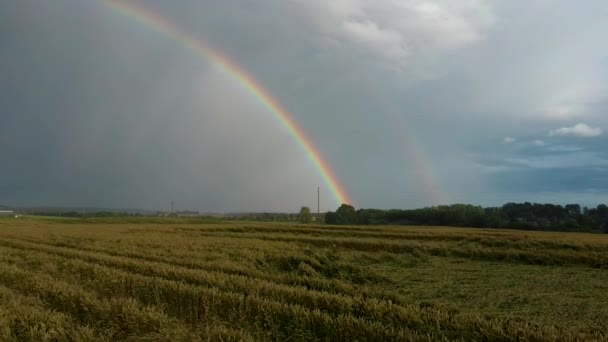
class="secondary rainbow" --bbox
[368,91,447,206]
[103,0,351,206]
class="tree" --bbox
[597,204,608,232]
[565,204,582,217]
[299,206,312,224]
[324,204,358,225]
[335,204,358,224]
[325,211,337,224]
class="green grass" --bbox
[0,217,607,341]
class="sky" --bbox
[1,0,607,212]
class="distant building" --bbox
[0,210,14,217]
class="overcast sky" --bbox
[1,0,607,212]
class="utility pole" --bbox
[171,200,174,215]
[317,187,320,221]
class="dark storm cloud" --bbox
[1,0,607,211]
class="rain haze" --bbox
[1,0,607,212]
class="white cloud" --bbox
[505,152,608,169]
[296,0,494,68]
[549,123,603,137]
[543,105,585,121]
[546,145,584,153]
[532,139,546,146]
[341,20,409,62]
[535,63,607,122]
[503,136,515,144]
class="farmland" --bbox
[0,217,607,341]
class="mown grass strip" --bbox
[0,246,421,331]
[0,264,254,342]
[174,225,608,252]
[0,246,598,341]
[0,237,381,300]
[189,232,608,268]
[0,254,428,341]
[0,285,106,342]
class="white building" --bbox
[0,210,15,217]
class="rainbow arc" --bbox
[104,0,351,206]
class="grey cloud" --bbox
[290,0,494,71]
[549,123,603,138]
[2,0,608,211]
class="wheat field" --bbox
[0,217,607,341]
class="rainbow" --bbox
[398,129,447,206]
[370,92,447,206]
[102,0,351,206]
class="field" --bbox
[0,217,607,341]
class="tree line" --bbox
[324,203,608,233]
[21,202,608,232]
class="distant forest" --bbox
[16,202,608,233]
[325,203,608,233]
